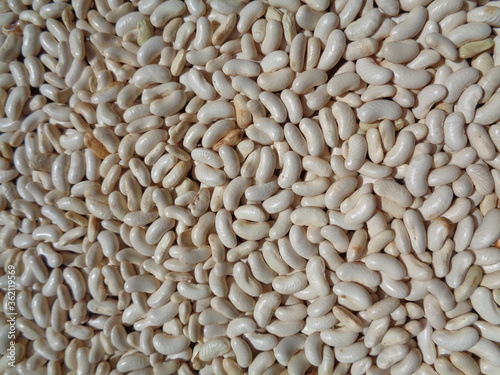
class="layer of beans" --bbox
[1,0,500,374]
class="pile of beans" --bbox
[1,0,500,373]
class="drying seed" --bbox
[83,132,110,160]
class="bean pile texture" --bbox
[2,0,500,374]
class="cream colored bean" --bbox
[426,32,458,60]
[468,338,500,367]
[317,29,346,71]
[391,5,427,40]
[470,209,500,249]
[356,59,392,87]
